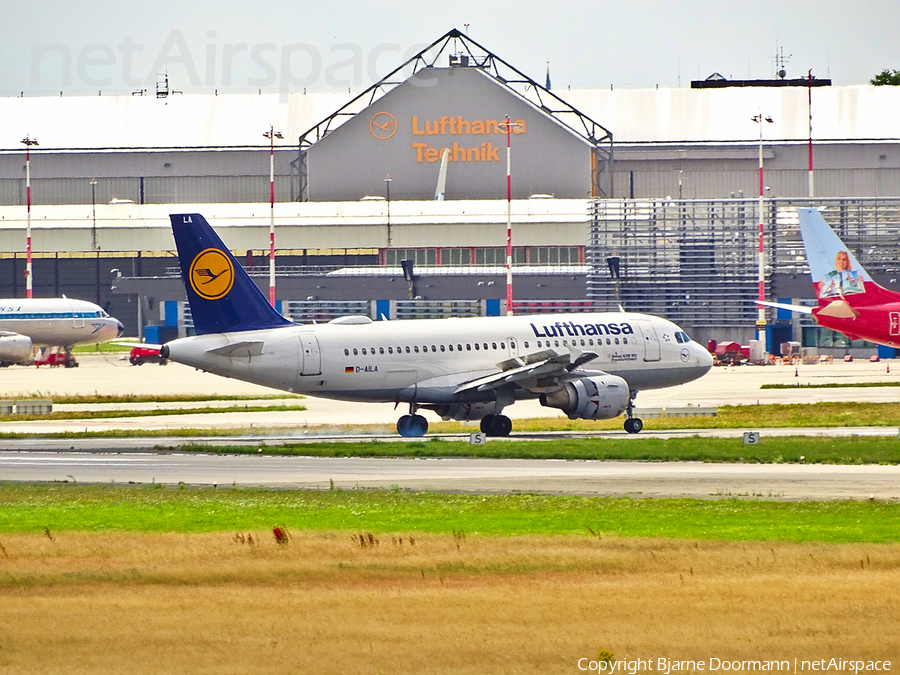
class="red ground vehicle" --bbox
[129,345,167,366]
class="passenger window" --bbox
[431,345,436,352]
[500,342,505,349]
[492,342,497,349]
[523,341,529,348]
[466,344,472,351]
[615,338,620,345]
[554,340,560,347]
[474,343,479,350]
[440,345,445,352]
[414,346,419,353]
[458,344,462,351]
[606,338,611,345]
[388,347,393,354]
[362,348,367,355]
[449,345,454,351]
[405,346,410,353]
[379,347,385,354]
[344,349,349,356]
[483,343,488,350]
[353,348,358,356]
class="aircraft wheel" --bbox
[398,414,428,438]
[65,358,78,368]
[624,418,643,434]
[480,414,496,434]
[485,414,512,437]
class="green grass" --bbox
[3,393,304,404]
[70,342,135,354]
[0,404,306,423]
[0,484,896,542]
[762,382,900,389]
[177,435,900,464]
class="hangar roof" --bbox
[1,84,897,153]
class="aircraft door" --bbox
[506,336,519,359]
[299,334,321,375]
[636,321,661,362]
[72,304,85,329]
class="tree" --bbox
[871,69,900,85]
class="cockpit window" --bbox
[674,331,692,344]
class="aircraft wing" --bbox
[756,300,813,315]
[454,347,600,395]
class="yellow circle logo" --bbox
[369,111,397,140]
[189,248,234,300]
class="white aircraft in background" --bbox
[0,297,124,367]
[159,213,713,437]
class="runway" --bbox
[2,448,899,500]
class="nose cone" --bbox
[696,344,714,371]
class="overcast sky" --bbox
[2,0,899,96]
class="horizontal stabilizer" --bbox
[756,300,813,315]
[206,340,265,357]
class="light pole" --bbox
[501,115,523,315]
[751,112,773,348]
[21,135,39,298]
[385,174,392,247]
[90,178,98,251]
[263,126,283,308]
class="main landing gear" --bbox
[623,390,643,434]
[397,404,429,437]
[480,413,512,437]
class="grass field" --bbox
[1,533,897,673]
[0,484,898,673]
[2,484,898,542]
[178,434,900,465]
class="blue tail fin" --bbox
[169,213,292,335]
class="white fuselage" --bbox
[164,312,712,405]
[0,298,124,348]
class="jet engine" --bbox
[432,401,498,421]
[539,375,629,420]
[0,333,33,365]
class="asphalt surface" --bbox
[3,451,899,500]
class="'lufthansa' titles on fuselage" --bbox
[529,321,635,338]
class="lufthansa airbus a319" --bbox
[159,213,713,437]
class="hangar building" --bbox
[1,30,899,353]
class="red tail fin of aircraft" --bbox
[794,207,900,346]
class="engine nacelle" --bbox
[539,375,629,420]
[432,401,498,421]
[0,333,33,364]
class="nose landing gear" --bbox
[623,390,643,434]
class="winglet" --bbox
[169,213,292,335]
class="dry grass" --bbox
[0,533,898,674]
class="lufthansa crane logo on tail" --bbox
[189,248,234,300]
